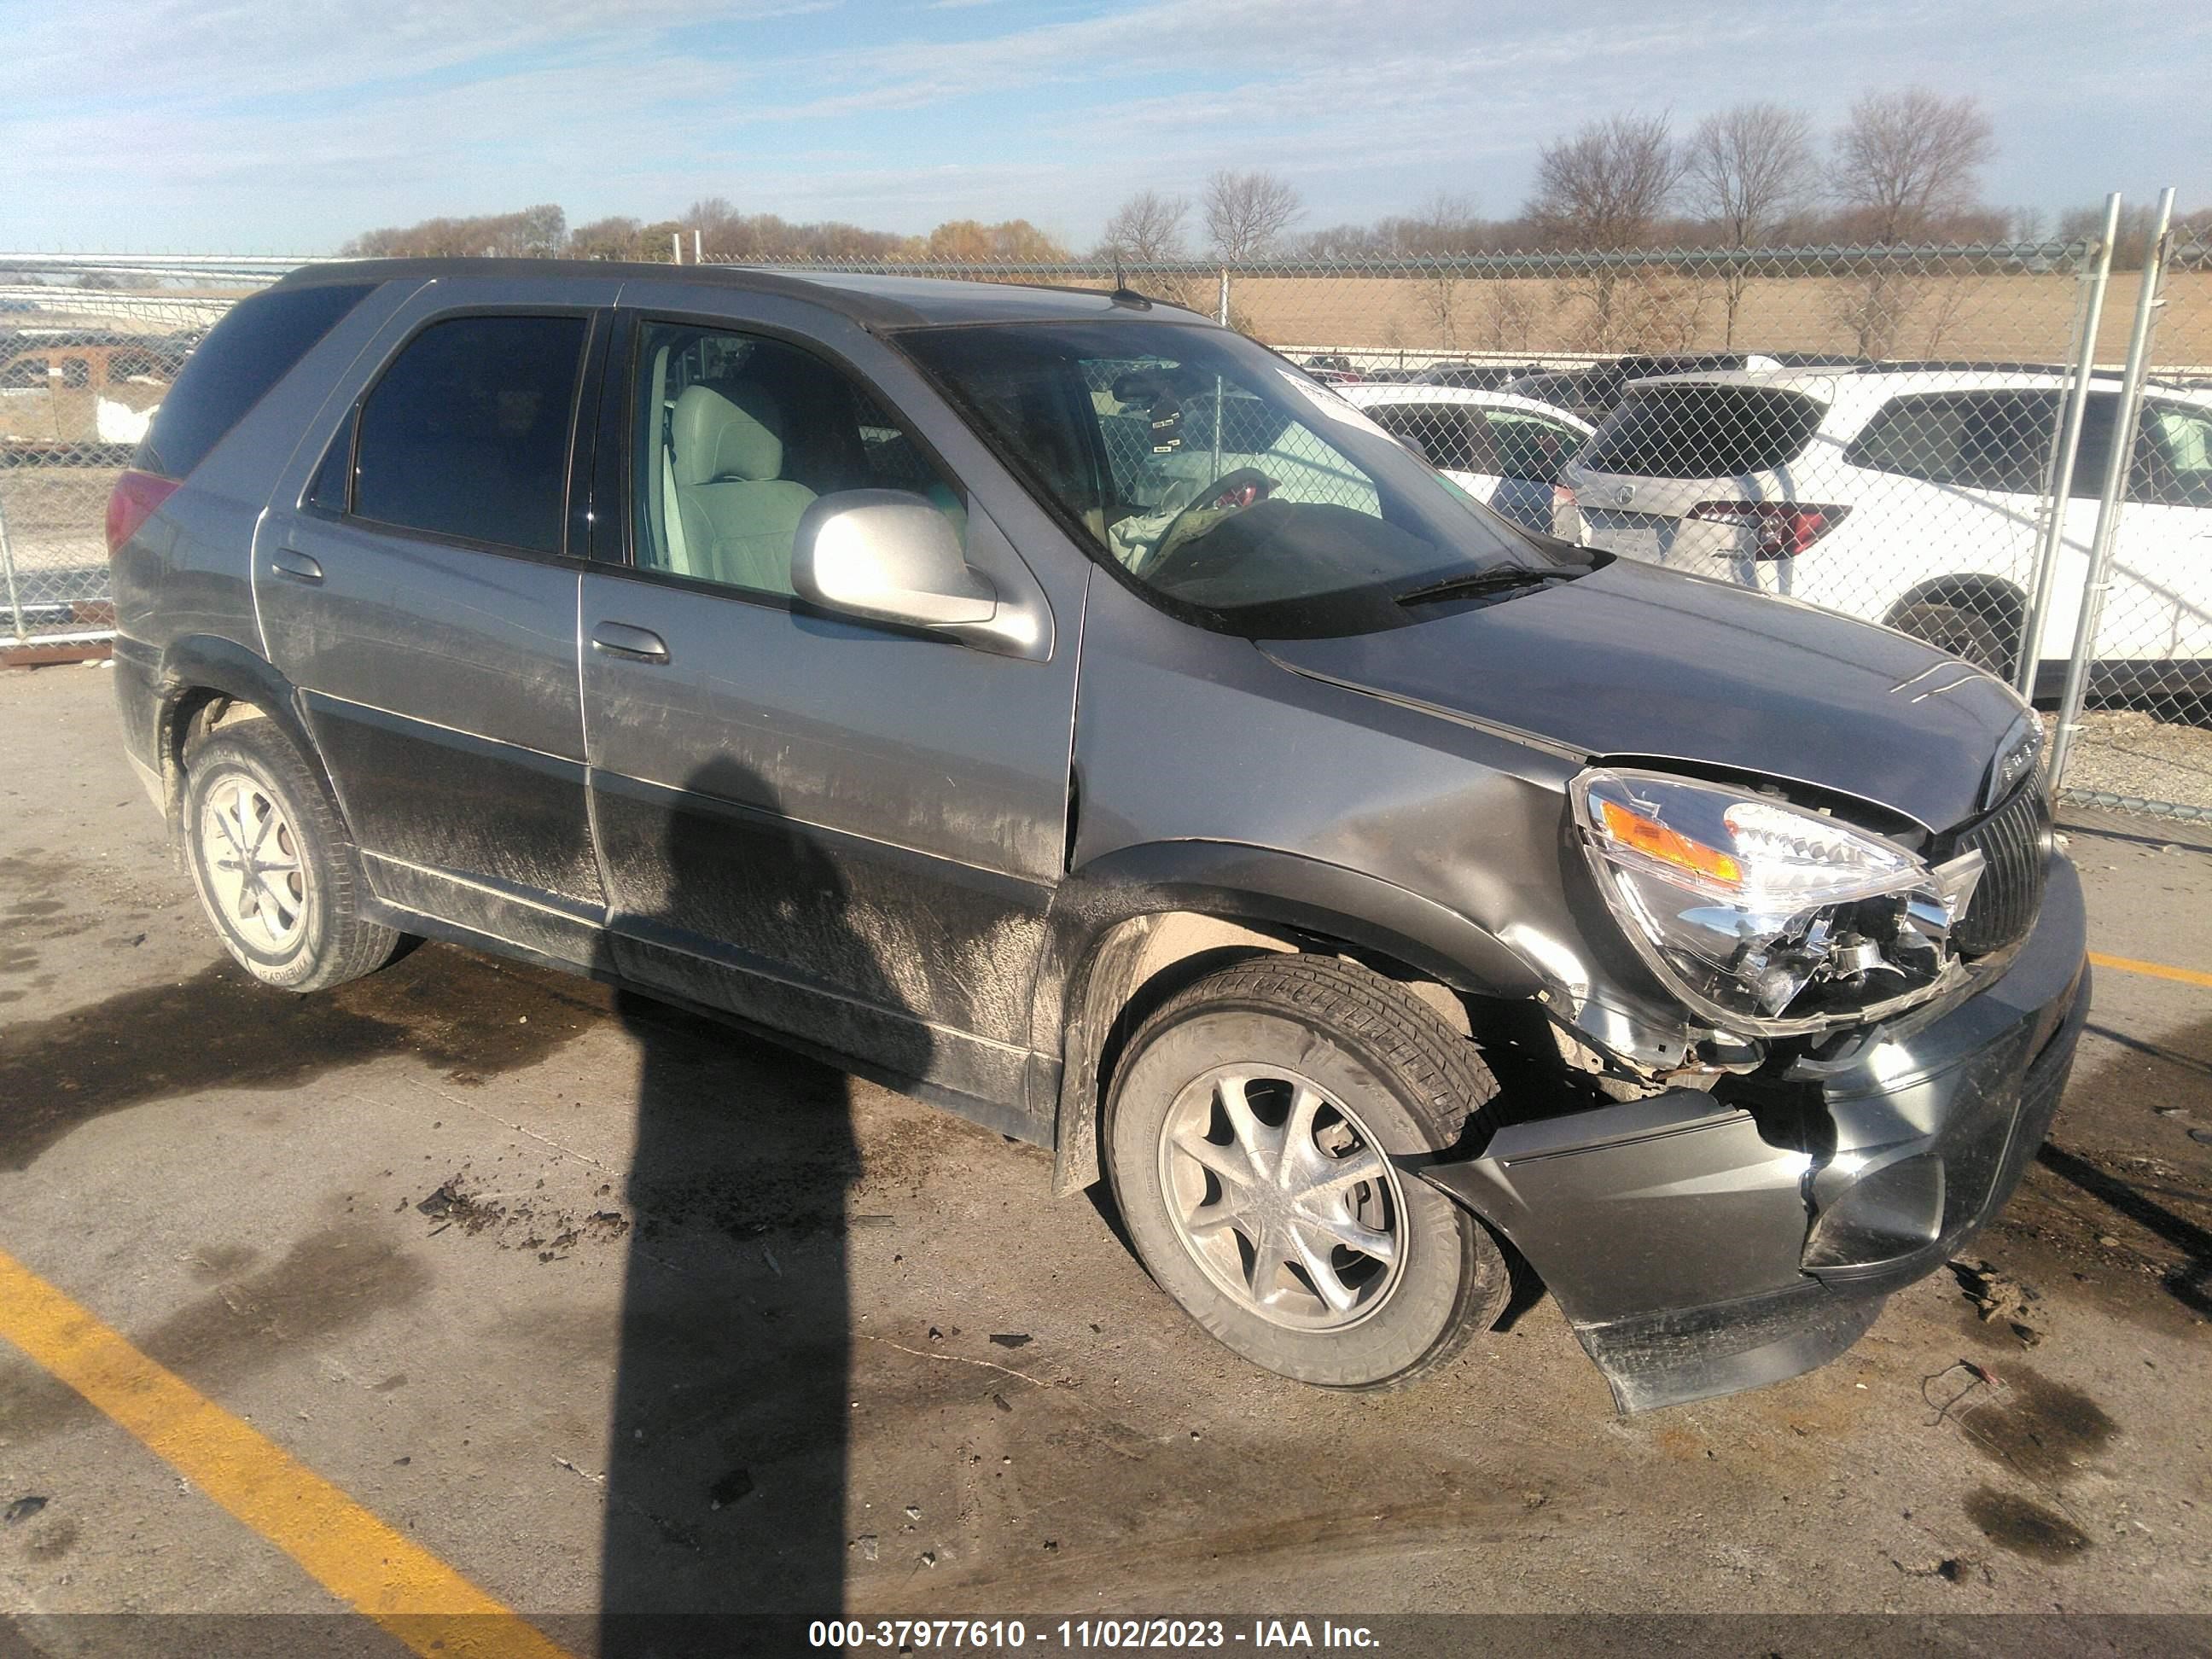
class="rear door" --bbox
[1480,405,1586,534]
[255,278,616,962]
[2096,396,2212,670]
[576,292,1083,1118]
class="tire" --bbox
[1103,954,1510,1390]
[1891,600,2014,677]
[182,719,401,992]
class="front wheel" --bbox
[1104,956,1509,1390]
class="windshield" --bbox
[898,319,1557,637]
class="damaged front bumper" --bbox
[1423,853,2091,1412]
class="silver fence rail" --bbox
[3,213,2205,818]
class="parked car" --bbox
[1416,361,1543,392]
[108,261,2086,1412]
[1505,353,1784,423]
[1341,381,1590,535]
[1559,367,2212,695]
[1300,353,1363,384]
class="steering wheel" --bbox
[1143,468,1278,573]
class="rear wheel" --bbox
[1890,600,2015,677]
[1104,955,1509,1390]
[183,720,401,992]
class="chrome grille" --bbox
[1946,780,2052,955]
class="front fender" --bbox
[1033,839,1545,1193]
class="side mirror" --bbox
[792,489,997,630]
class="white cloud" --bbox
[0,0,2197,250]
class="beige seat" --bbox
[667,382,818,593]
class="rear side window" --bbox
[1581,385,1825,479]
[1366,404,1490,473]
[133,282,373,479]
[1844,391,2057,493]
[2133,401,2212,507]
[1485,410,1582,480]
[352,314,588,556]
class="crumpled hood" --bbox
[1259,556,2026,832]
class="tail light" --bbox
[1685,500,1848,560]
[104,469,179,559]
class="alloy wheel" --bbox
[1156,1066,1407,1330]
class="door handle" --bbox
[270,548,323,583]
[591,621,670,664]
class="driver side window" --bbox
[632,322,965,597]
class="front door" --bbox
[578,301,1082,1119]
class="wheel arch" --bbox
[1883,573,2026,636]
[154,637,333,838]
[1034,840,1545,1195]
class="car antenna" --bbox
[1108,253,1153,310]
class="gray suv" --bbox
[108,260,2087,1412]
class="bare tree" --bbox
[1685,102,1811,346]
[1402,192,1485,346]
[685,195,745,259]
[1825,89,1994,362]
[1477,282,1540,354]
[1203,170,1303,262]
[1403,191,1485,254]
[568,216,644,260]
[1686,104,1812,243]
[1097,189,1190,262]
[1526,113,1682,250]
[1831,88,1995,245]
[923,218,1069,262]
[1524,114,1682,348]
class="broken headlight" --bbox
[1572,768,1986,1035]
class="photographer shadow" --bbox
[594,755,924,1652]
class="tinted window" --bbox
[632,321,962,597]
[1843,391,2057,493]
[1485,410,1582,480]
[2130,401,2212,508]
[134,282,373,479]
[1581,384,1825,478]
[353,314,587,556]
[1367,404,1488,472]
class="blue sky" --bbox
[3,0,2203,253]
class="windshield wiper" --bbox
[1394,567,1565,608]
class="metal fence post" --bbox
[2048,187,2174,795]
[2017,194,2120,698]
[1217,267,1231,326]
[0,487,25,647]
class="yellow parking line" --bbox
[0,1245,577,1659]
[2088,950,2212,989]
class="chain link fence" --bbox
[0,277,219,661]
[2043,211,2212,821]
[4,224,2206,818]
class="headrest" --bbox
[671,381,785,486]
